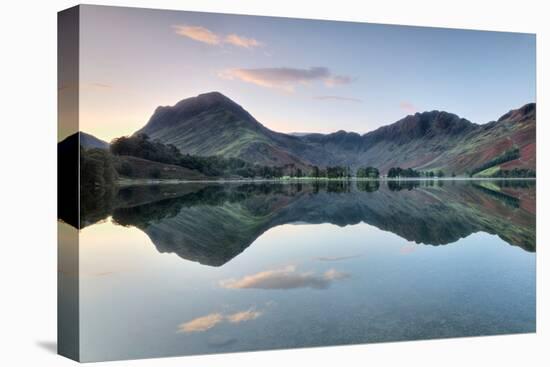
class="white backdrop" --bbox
[1,0,547,366]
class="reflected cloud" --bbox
[325,269,350,279]
[220,265,350,290]
[178,308,264,333]
[219,67,353,91]
[264,300,276,307]
[316,254,362,262]
[207,335,238,347]
[178,313,224,333]
[226,309,262,323]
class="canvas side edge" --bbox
[57,5,81,362]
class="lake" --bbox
[65,179,536,361]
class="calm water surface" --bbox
[69,180,535,361]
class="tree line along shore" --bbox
[80,133,535,190]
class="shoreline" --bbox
[116,176,536,187]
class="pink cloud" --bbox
[172,25,220,45]
[400,244,417,255]
[177,313,224,333]
[226,309,262,323]
[173,25,262,49]
[177,308,264,333]
[224,34,262,48]
[400,101,417,114]
[220,67,354,91]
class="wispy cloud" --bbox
[92,271,116,277]
[87,82,112,89]
[172,25,220,45]
[400,101,417,114]
[172,25,262,48]
[61,82,113,91]
[314,96,362,103]
[220,265,350,290]
[325,75,354,86]
[225,34,262,48]
[219,67,354,91]
[178,308,263,334]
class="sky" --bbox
[78,5,536,142]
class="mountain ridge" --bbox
[133,92,535,175]
[78,131,109,150]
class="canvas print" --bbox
[58,5,536,362]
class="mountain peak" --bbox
[157,91,238,113]
[497,102,536,123]
[80,131,109,150]
[365,110,476,144]
[60,131,109,150]
[139,92,260,136]
[174,91,231,107]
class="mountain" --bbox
[135,92,317,168]
[289,132,314,137]
[134,92,535,175]
[79,131,109,150]
[326,103,536,174]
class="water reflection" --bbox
[179,309,264,334]
[71,180,535,361]
[220,265,350,290]
[316,254,362,262]
[70,180,535,267]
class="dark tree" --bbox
[80,147,117,188]
[311,165,320,178]
[110,133,288,179]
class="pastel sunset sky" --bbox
[78,5,535,142]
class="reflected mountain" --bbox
[75,180,535,266]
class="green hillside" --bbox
[134,92,536,176]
